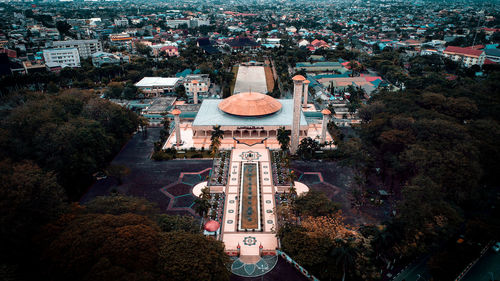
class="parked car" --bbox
[492,242,500,253]
[94,172,107,180]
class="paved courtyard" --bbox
[81,127,212,215]
[234,65,268,94]
[291,161,389,225]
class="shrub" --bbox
[152,151,171,161]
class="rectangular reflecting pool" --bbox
[238,163,261,231]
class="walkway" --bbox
[221,147,279,276]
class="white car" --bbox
[492,242,500,253]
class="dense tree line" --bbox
[342,70,500,278]
[0,90,139,199]
[278,190,379,280]
[0,89,231,281]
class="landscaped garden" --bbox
[208,150,231,186]
[240,163,259,230]
[152,147,213,160]
[271,150,292,186]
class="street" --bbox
[462,250,500,281]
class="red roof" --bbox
[467,45,484,50]
[161,46,177,51]
[482,27,500,32]
[484,58,497,65]
[444,46,484,57]
[204,220,220,232]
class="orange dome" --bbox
[292,75,306,81]
[171,109,181,115]
[218,92,282,117]
[321,109,331,115]
[204,220,220,232]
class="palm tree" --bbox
[210,125,224,158]
[329,239,360,281]
[200,186,211,200]
[277,127,291,154]
[288,170,297,197]
[194,197,210,218]
[138,115,149,137]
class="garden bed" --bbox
[208,151,231,186]
[270,150,292,186]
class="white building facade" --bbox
[43,48,81,67]
[52,39,103,58]
[134,77,181,96]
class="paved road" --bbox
[462,251,500,281]
[392,257,431,281]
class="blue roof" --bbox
[193,99,308,127]
[176,69,192,77]
[296,61,342,68]
[371,79,383,87]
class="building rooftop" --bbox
[135,77,180,87]
[444,46,484,57]
[218,92,282,117]
[193,99,307,127]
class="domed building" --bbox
[192,91,309,140]
[163,76,333,150]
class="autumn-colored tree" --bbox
[40,213,162,281]
[301,213,358,241]
[293,190,339,217]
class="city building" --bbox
[109,33,134,49]
[134,77,181,96]
[163,76,333,149]
[114,18,128,27]
[295,61,345,73]
[42,48,81,67]
[91,51,130,67]
[183,74,211,102]
[484,48,500,63]
[160,45,179,57]
[52,40,103,58]
[443,46,486,67]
